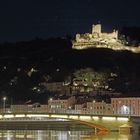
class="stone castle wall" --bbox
[72,24,140,53]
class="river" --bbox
[0,129,139,140]
[0,120,140,140]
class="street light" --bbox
[121,105,129,115]
[3,97,7,113]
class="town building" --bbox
[75,103,86,114]
[111,97,140,116]
[5,96,140,117]
[86,100,112,115]
[48,96,75,113]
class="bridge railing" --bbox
[0,107,139,117]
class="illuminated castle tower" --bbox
[92,24,118,39]
[92,24,102,37]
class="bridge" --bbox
[0,112,135,133]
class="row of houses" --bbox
[8,96,140,116]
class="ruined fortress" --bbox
[72,24,140,53]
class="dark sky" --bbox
[0,0,140,42]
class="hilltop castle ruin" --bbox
[72,24,140,53]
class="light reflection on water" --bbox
[0,130,139,140]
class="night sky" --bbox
[0,0,140,42]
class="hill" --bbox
[0,37,140,104]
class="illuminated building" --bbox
[48,96,75,113]
[111,97,140,116]
[75,103,86,114]
[86,100,112,115]
[5,96,140,117]
[72,24,140,53]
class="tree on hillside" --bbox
[73,68,109,90]
[64,68,114,92]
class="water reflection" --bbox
[0,130,139,140]
[0,130,93,140]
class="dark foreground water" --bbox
[0,130,140,140]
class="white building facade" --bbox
[48,96,75,113]
[86,100,112,115]
[111,97,140,116]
